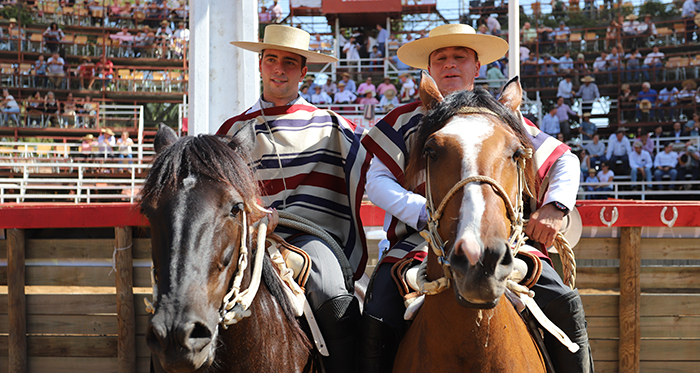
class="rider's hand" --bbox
[525,203,565,250]
[266,208,279,235]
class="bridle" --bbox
[417,107,533,295]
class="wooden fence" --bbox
[1,201,700,372]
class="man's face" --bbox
[593,135,599,143]
[557,97,564,105]
[611,47,618,54]
[259,49,307,106]
[635,146,642,154]
[674,122,681,131]
[427,47,480,96]
[616,132,624,141]
[524,22,531,29]
[653,46,659,53]
[665,145,672,153]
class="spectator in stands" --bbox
[521,51,538,88]
[63,93,78,128]
[580,148,591,178]
[79,95,98,128]
[584,168,600,200]
[95,55,114,90]
[386,54,411,72]
[557,74,574,104]
[398,73,416,103]
[585,134,607,167]
[658,84,679,122]
[542,106,561,136]
[357,77,376,96]
[369,46,383,71]
[576,76,600,114]
[26,91,44,127]
[606,46,623,85]
[622,14,639,48]
[343,36,361,71]
[684,112,700,136]
[42,22,65,54]
[303,76,318,91]
[43,91,60,127]
[638,131,655,155]
[618,83,637,124]
[629,140,653,189]
[483,15,501,35]
[7,18,24,52]
[299,85,311,101]
[310,85,332,105]
[1,89,19,127]
[558,50,574,75]
[678,80,697,117]
[334,81,357,104]
[572,53,590,86]
[34,55,47,88]
[171,22,189,58]
[606,19,620,51]
[681,0,698,43]
[359,90,378,106]
[636,82,658,121]
[654,142,679,189]
[592,51,608,84]
[376,77,396,99]
[76,57,95,90]
[624,47,643,82]
[270,0,283,23]
[156,20,173,58]
[555,96,578,140]
[134,27,155,58]
[486,63,505,93]
[321,78,337,97]
[118,131,134,165]
[376,24,389,54]
[378,88,398,112]
[554,21,571,49]
[677,141,700,187]
[113,26,135,57]
[259,5,271,23]
[641,46,664,82]
[521,22,537,43]
[538,53,557,87]
[80,134,97,160]
[671,122,683,142]
[636,14,657,38]
[596,161,615,198]
[99,128,116,161]
[579,112,596,139]
[537,23,554,48]
[340,72,357,94]
[607,127,632,174]
[46,52,65,89]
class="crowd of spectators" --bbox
[79,127,134,169]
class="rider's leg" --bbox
[286,235,360,373]
[532,260,594,373]
[359,262,409,373]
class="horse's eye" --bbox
[513,148,523,161]
[424,147,437,160]
[230,203,244,217]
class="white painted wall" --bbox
[189,0,260,135]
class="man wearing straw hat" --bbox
[216,25,369,373]
[360,23,592,373]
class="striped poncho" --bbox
[217,97,371,280]
[361,101,570,265]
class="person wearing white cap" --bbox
[216,25,369,373]
[360,23,591,373]
[629,140,653,189]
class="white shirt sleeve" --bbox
[366,157,427,230]
[541,150,580,211]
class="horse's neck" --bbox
[217,285,314,372]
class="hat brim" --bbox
[396,33,508,69]
[230,41,338,64]
[557,207,583,249]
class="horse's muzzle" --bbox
[448,238,513,308]
[147,310,218,373]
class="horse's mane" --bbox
[140,135,310,347]
[140,135,259,211]
[405,86,536,196]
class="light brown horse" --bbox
[141,125,318,372]
[394,76,547,372]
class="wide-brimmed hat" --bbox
[583,112,591,117]
[160,20,169,25]
[581,75,595,83]
[616,126,629,133]
[231,24,338,63]
[633,140,643,148]
[384,89,396,99]
[396,23,509,69]
[625,14,638,20]
[682,79,697,89]
[104,128,115,136]
[558,207,582,248]
[82,134,94,140]
[337,81,346,87]
[9,18,17,23]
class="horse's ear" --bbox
[419,70,444,111]
[228,120,256,154]
[498,77,522,112]
[154,123,178,154]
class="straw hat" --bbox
[160,20,169,25]
[581,75,595,83]
[558,207,582,248]
[384,89,396,99]
[633,140,643,148]
[639,99,653,111]
[625,14,638,20]
[231,24,338,63]
[682,79,697,89]
[9,18,16,23]
[616,126,629,133]
[337,81,346,87]
[583,112,591,117]
[82,134,94,140]
[104,128,115,136]
[396,23,509,69]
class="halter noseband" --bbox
[417,107,533,295]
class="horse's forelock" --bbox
[140,135,260,210]
[406,87,535,191]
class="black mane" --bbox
[406,86,534,185]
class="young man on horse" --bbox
[216,25,370,373]
[360,24,593,373]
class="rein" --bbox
[417,107,534,296]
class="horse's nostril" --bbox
[177,320,214,350]
[191,321,213,340]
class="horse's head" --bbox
[407,73,536,309]
[140,125,263,372]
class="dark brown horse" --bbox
[394,76,546,372]
[141,125,317,372]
